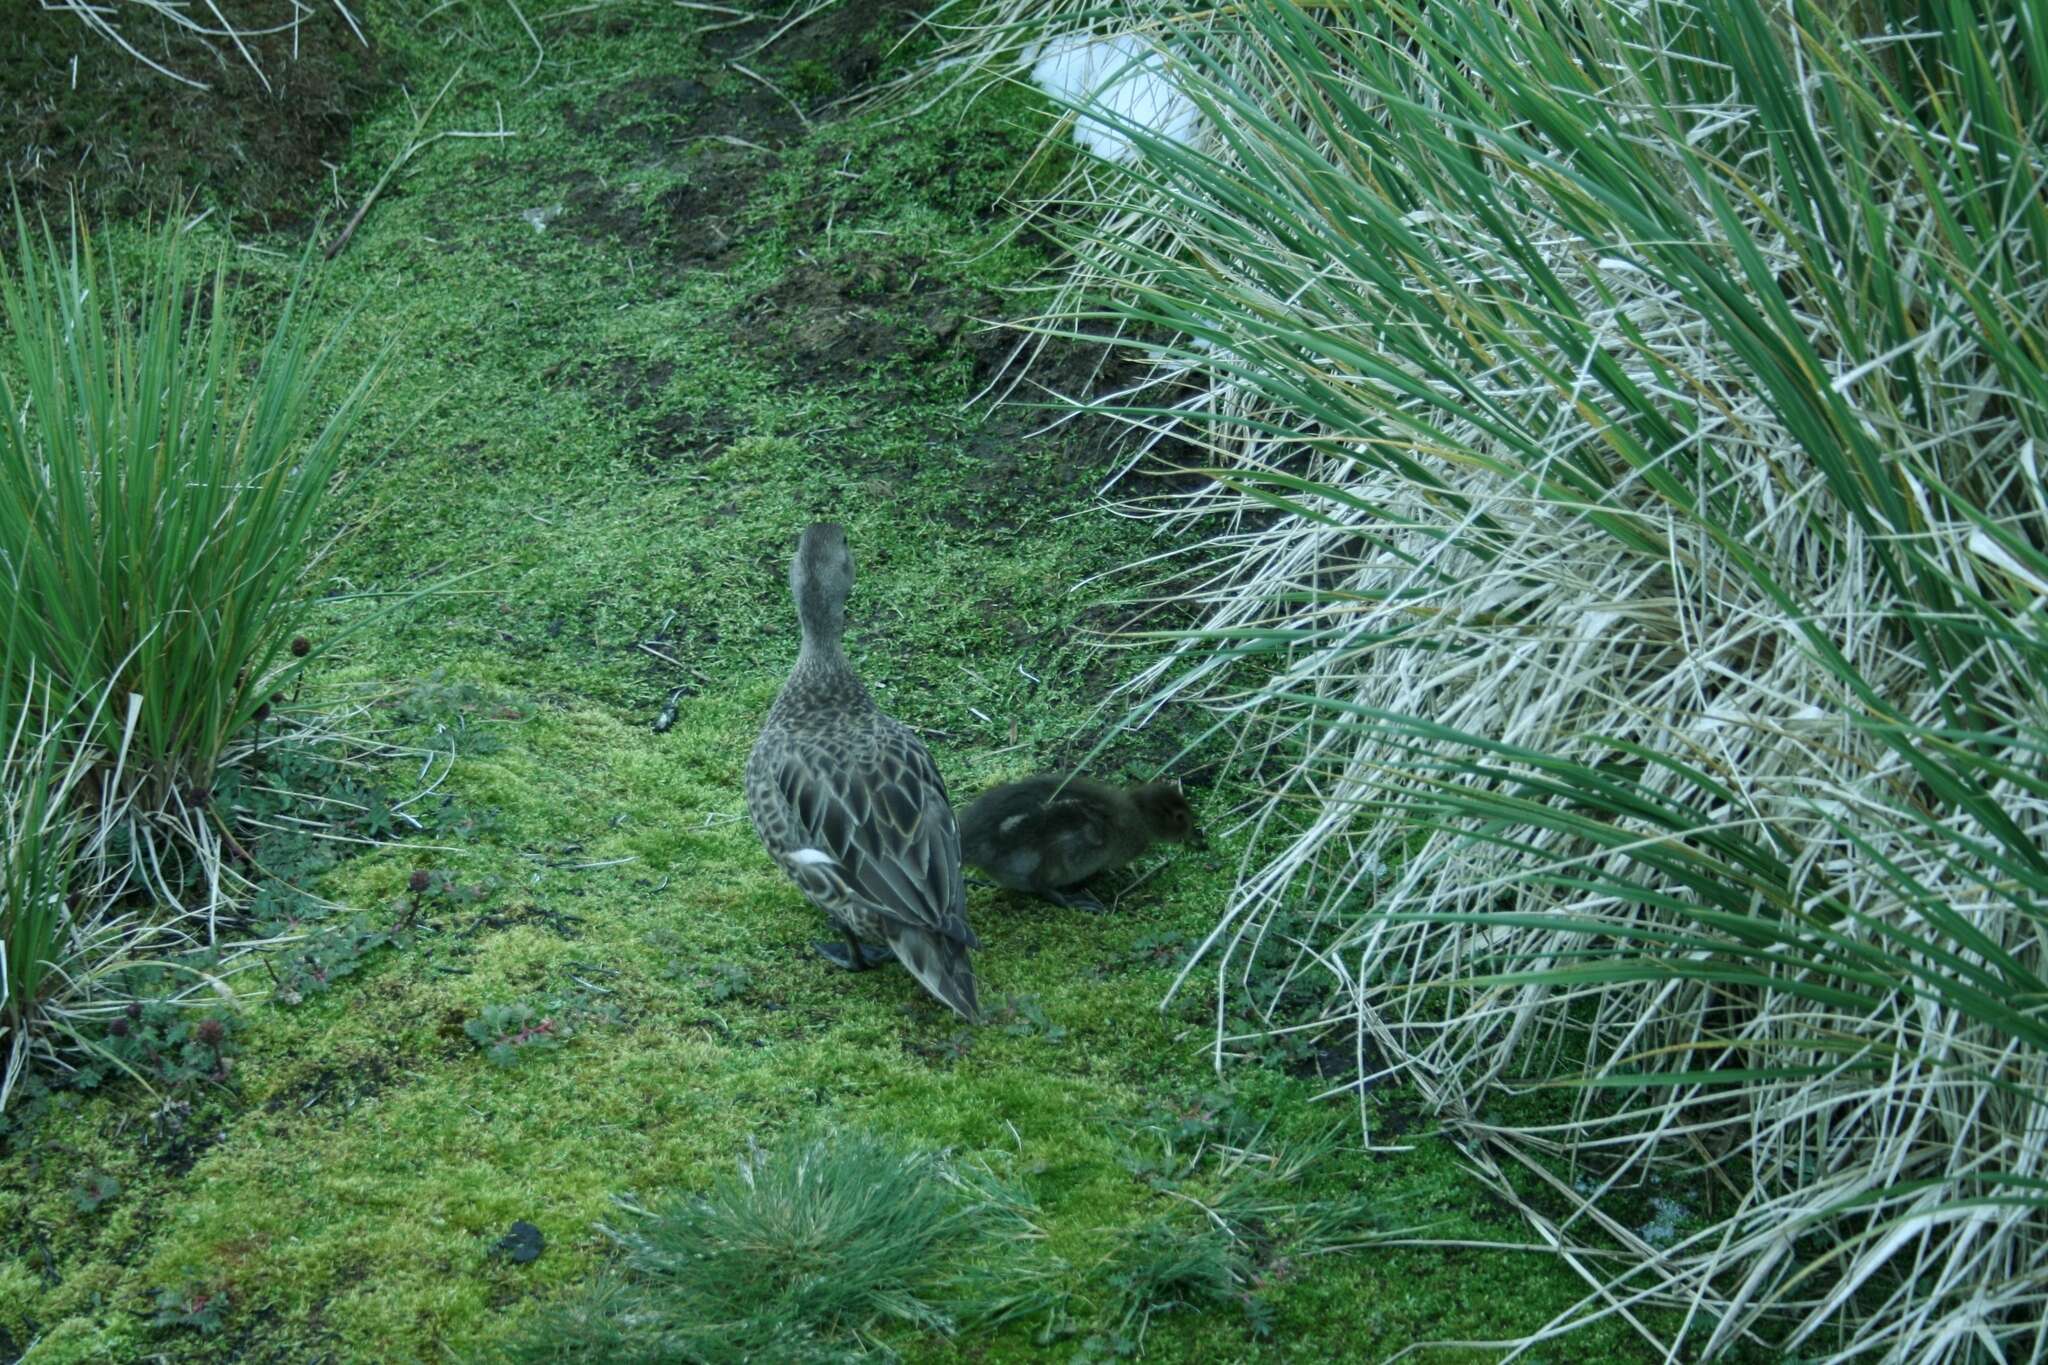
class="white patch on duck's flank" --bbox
[998,814,1032,836]
[786,848,839,867]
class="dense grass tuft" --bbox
[508,1130,1051,1363]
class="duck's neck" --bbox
[791,604,860,692]
[797,629,847,671]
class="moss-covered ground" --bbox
[1,4,1655,1360]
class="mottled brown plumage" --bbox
[745,523,980,1021]
[959,774,1204,912]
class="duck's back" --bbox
[748,667,972,946]
[746,659,874,851]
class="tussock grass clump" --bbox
[511,1131,1052,1363]
[0,672,108,1112]
[0,627,213,1115]
[0,209,380,920]
[939,0,2048,1358]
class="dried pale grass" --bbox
[41,0,367,90]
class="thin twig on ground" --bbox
[505,0,545,85]
[327,71,516,260]
[727,60,813,131]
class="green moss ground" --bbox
[2,4,1653,1360]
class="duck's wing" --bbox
[767,719,976,949]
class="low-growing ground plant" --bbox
[508,1130,1055,1363]
[0,206,383,924]
[0,692,240,1114]
[466,1001,571,1068]
[940,0,2048,1358]
[1080,1099,1388,1358]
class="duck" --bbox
[744,522,981,1021]
[958,774,1205,912]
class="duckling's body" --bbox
[746,524,980,1021]
[959,774,1203,912]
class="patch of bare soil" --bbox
[542,354,677,411]
[652,145,766,267]
[630,405,744,473]
[556,0,934,273]
[565,74,801,151]
[558,75,787,270]
[734,262,953,386]
[261,1052,398,1126]
[699,0,927,90]
[0,0,394,228]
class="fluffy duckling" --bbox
[744,523,980,1021]
[959,774,1204,912]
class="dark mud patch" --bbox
[560,0,938,266]
[653,144,766,268]
[964,314,1158,407]
[1370,1090,1426,1144]
[736,262,971,388]
[630,405,744,473]
[1283,1032,1388,1097]
[544,354,676,412]
[558,69,794,271]
[555,167,651,249]
[147,1099,231,1177]
[457,902,587,941]
[0,0,394,227]
[701,0,929,97]
[950,410,1116,518]
[563,74,711,151]
[262,1053,398,1125]
[568,74,801,151]
[554,147,771,273]
[736,264,917,384]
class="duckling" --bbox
[744,523,981,1021]
[959,774,1205,912]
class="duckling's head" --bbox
[1131,782,1205,847]
[791,522,855,641]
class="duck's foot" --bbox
[815,935,894,971]
[1042,887,1106,913]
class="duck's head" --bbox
[791,522,855,640]
[1132,782,1205,848]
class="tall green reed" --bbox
[0,207,380,912]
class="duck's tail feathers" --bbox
[886,924,981,1023]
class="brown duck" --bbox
[744,523,980,1021]
[958,774,1204,912]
